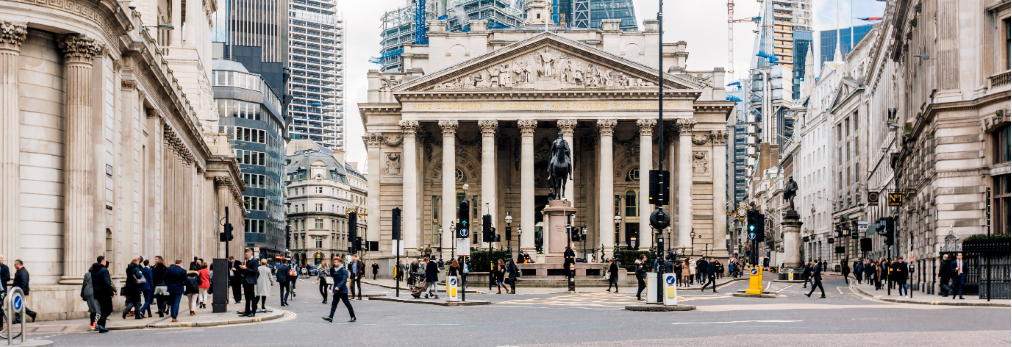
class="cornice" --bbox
[395,90,701,101]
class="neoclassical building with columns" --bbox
[0,0,244,319]
[359,20,734,264]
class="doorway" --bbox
[625,223,639,250]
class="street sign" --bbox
[254,247,260,252]
[11,292,22,312]
[858,222,868,233]
[663,273,678,305]
[788,268,794,281]
[748,232,756,240]
[750,268,757,275]
[868,191,880,206]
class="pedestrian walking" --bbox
[606,258,619,293]
[682,259,692,286]
[164,259,187,322]
[801,261,812,288]
[938,254,952,296]
[951,252,966,299]
[805,261,825,298]
[238,249,259,317]
[198,262,210,309]
[0,255,8,329]
[349,255,365,300]
[122,256,145,319]
[424,257,439,299]
[276,259,292,306]
[494,259,508,294]
[322,256,356,323]
[80,263,100,330]
[228,256,243,304]
[316,262,331,304]
[408,260,419,286]
[88,257,114,332]
[673,260,683,286]
[687,258,696,285]
[854,260,864,284]
[700,258,718,293]
[254,258,273,312]
[635,255,647,300]
[874,260,883,290]
[893,257,908,298]
[507,257,519,294]
[395,260,404,282]
[139,259,154,317]
[372,261,379,280]
[185,265,203,316]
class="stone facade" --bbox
[359,26,733,267]
[0,0,244,320]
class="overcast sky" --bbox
[339,0,886,167]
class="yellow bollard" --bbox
[745,266,764,294]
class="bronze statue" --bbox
[547,131,572,201]
[784,176,798,211]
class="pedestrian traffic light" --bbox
[220,222,234,242]
[884,216,895,246]
[459,200,471,226]
[481,213,492,242]
[648,170,670,206]
[746,209,757,240]
[755,213,766,243]
[392,207,401,240]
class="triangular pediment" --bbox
[394,32,704,93]
[827,77,863,113]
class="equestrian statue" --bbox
[547,131,573,201]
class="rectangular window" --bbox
[1005,18,1011,70]
[315,219,323,229]
[316,203,323,212]
[996,175,1011,235]
[258,153,265,166]
[995,125,1010,164]
[316,236,323,249]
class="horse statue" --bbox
[547,131,572,201]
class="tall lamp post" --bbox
[437,228,443,263]
[581,226,588,262]
[613,214,622,260]
[689,230,696,256]
[505,212,514,259]
[517,227,523,261]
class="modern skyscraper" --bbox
[587,0,637,31]
[819,24,875,66]
[213,60,288,258]
[213,0,289,97]
[288,0,346,150]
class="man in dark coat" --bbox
[228,256,243,304]
[163,260,188,321]
[801,261,813,288]
[239,249,259,316]
[349,255,365,300]
[507,258,519,294]
[805,261,825,298]
[88,257,114,332]
[635,255,648,300]
[122,256,144,319]
[938,254,952,296]
[424,257,439,299]
[275,259,292,306]
[951,253,966,299]
[700,258,719,293]
[0,254,9,329]
[371,261,379,280]
[606,258,619,293]
[322,256,355,323]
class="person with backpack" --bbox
[184,264,203,316]
[80,264,100,330]
[122,256,145,319]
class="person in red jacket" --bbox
[198,262,210,309]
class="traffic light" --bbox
[352,237,362,253]
[348,211,358,252]
[392,207,401,240]
[755,212,766,243]
[884,216,895,246]
[481,213,492,242]
[746,209,757,240]
[220,222,234,242]
[648,170,670,206]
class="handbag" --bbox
[134,273,147,285]
[325,276,334,285]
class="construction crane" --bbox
[727,0,759,79]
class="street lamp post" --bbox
[505,212,514,259]
[517,227,523,260]
[437,228,443,264]
[689,230,696,256]
[614,214,622,260]
[581,226,588,262]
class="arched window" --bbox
[625,190,637,217]
[627,167,640,182]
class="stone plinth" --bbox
[543,199,577,263]
[782,210,802,269]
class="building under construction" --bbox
[376,0,638,72]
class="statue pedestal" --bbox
[781,209,803,270]
[543,200,576,264]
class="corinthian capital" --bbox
[711,130,729,145]
[518,119,538,137]
[675,118,697,134]
[0,21,27,51]
[59,35,104,64]
[363,132,384,147]
[556,119,578,136]
[399,120,420,134]
[636,118,657,136]
[596,119,617,136]
[478,119,499,136]
[438,120,458,136]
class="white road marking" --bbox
[672,320,801,325]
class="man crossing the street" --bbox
[951,253,966,300]
[322,256,356,323]
[276,259,292,306]
[700,258,718,293]
[349,255,365,300]
[805,261,825,298]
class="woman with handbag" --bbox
[317,263,332,304]
[197,262,210,309]
[495,259,509,294]
[122,257,145,319]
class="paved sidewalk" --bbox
[848,276,1010,307]
[21,302,288,334]
[363,276,744,295]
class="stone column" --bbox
[478,120,498,240]
[675,118,695,250]
[782,212,802,270]
[399,121,419,255]
[518,119,537,252]
[0,22,26,263]
[185,0,201,47]
[711,130,729,255]
[597,119,617,259]
[438,120,458,259]
[636,118,656,251]
[170,0,182,46]
[364,133,383,248]
[60,35,103,283]
[557,119,578,203]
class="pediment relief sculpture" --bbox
[429,47,658,92]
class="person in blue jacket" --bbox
[322,256,356,323]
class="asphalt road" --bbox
[42,274,1012,346]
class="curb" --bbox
[732,293,776,298]
[107,311,287,330]
[362,280,483,294]
[624,304,696,312]
[369,297,492,306]
[848,276,1011,307]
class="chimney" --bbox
[332,149,345,164]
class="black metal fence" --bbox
[963,240,1011,300]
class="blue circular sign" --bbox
[458,228,469,238]
[449,277,457,286]
[12,294,22,312]
[748,232,756,240]
[665,276,675,285]
[750,268,758,275]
